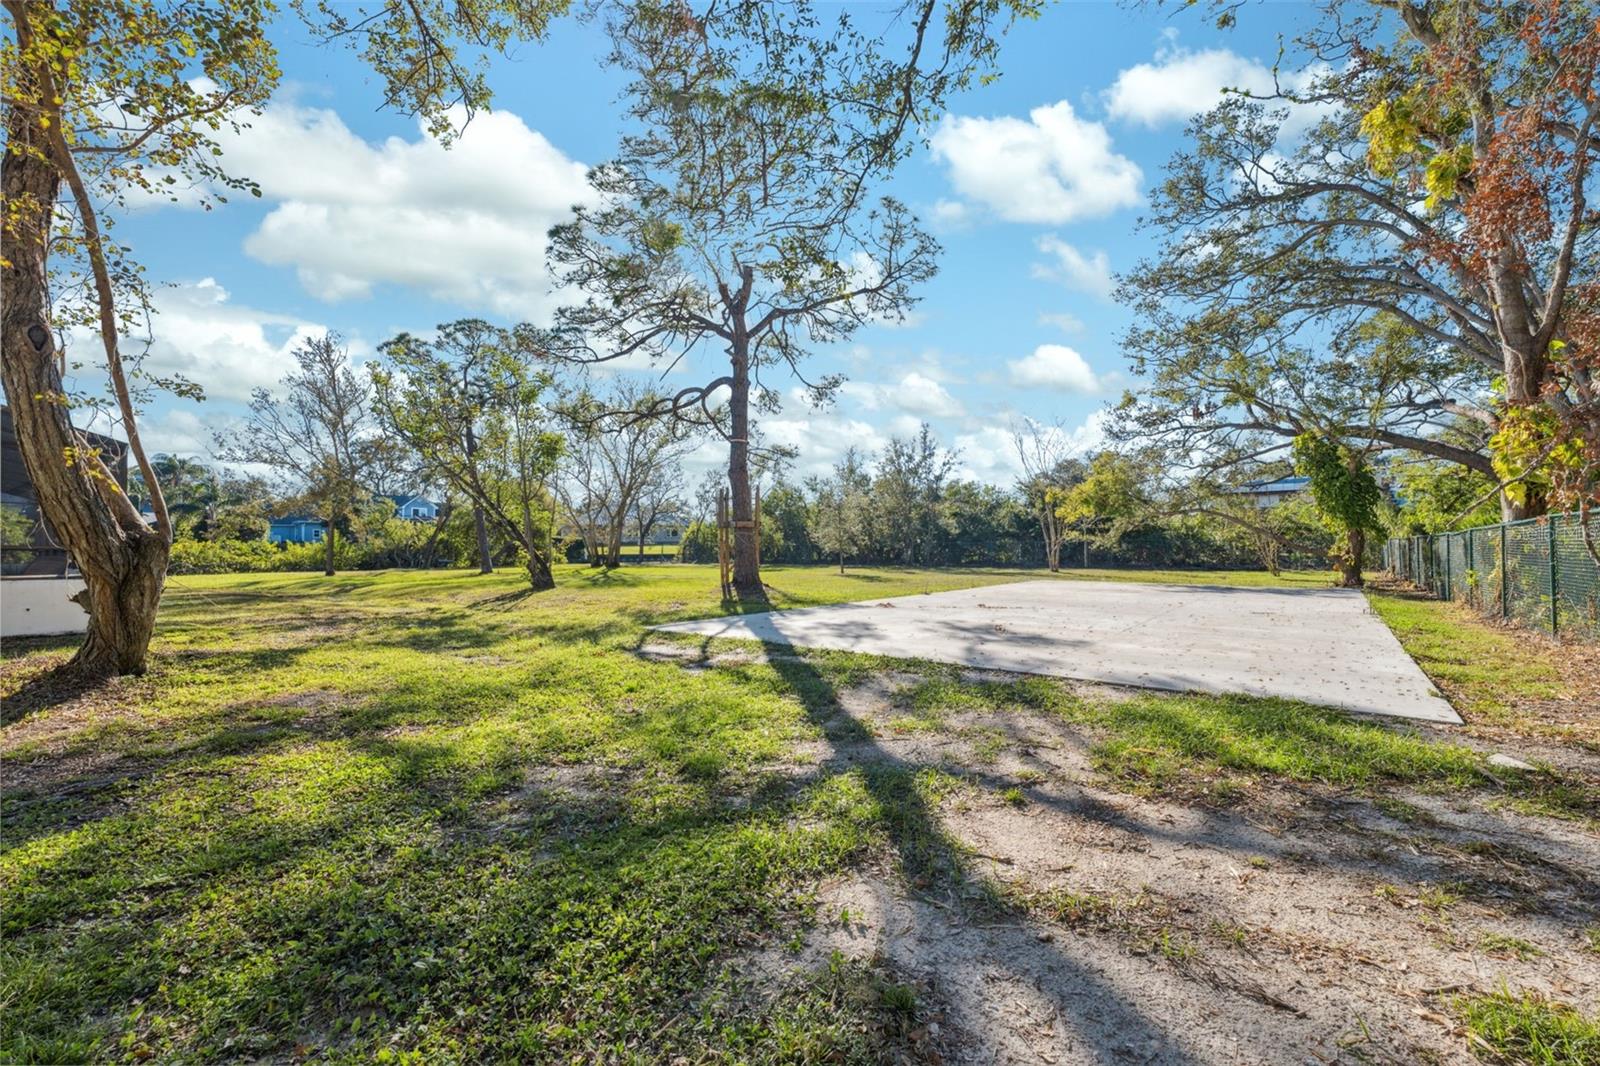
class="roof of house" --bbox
[1237,475,1310,495]
[384,493,436,506]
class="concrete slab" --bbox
[652,580,1461,724]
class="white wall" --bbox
[1,577,89,637]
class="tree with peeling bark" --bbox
[543,0,1031,598]
[372,327,563,590]
[0,0,276,675]
[1348,0,1599,518]
[217,334,392,578]
[0,0,571,675]
[1127,0,1598,521]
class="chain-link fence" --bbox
[1383,512,1600,640]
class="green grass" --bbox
[1365,589,1565,723]
[1456,990,1600,1065]
[0,564,1074,1062]
[1052,567,1334,588]
[1477,933,1545,961]
[896,661,1594,817]
[0,562,1584,1061]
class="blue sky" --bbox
[98,1,1327,488]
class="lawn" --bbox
[3,564,1596,1064]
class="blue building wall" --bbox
[386,495,440,521]
[268,518,325,544]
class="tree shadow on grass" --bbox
[0,662,107,727]
[753,642,1207,1064]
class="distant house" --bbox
[1234,476,1309,508]
[636,511,688,545]
[384,494,441,521]
[2,404,128,637]
[2,405,128,578]
[268,516,325,544]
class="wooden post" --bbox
[716,488,732,601]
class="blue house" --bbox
[268,516,325,544]
[384,494,440,521]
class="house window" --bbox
[312,528,323,541]
[411,508,422,517]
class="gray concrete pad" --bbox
[653,579,1461,724]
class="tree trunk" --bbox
[71,546,167,672]
[727,342,762,597]
[838,550,845,575]
[473,505,493,574]
[0,99,169,676]
[465,427,493,574]
[323,519,336,576]
[1488,248,1551,520]
[1337,527,1365,588]
[420,501,451,568]
[520,502,554,590]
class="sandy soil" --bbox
[638,648,1600,1066]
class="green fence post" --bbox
[1548,517,1559,636]
[1444,532,1452,600]
[1500,524,1509,620]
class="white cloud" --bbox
[1031,236,1114,300]
[179,99,594,319]
[929,101,1141,224]
[1007,344,1101,393]
[139,409,211,457]
[762,413,893,480]
[1037,311,1085,334]
[952,412,1106,484]
[65,278,332,407]
[896,372,964,418]
[840,370,964,419]
[930,198,971,228]
[1104,42,1334,134]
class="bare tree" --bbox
[630,465,684,562]
[216,334,388,577]
[1011,419,1086,573]
[559,384,697,567]
[554,430,616,568]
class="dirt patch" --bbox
[474,764,637,844]
[712,662,1600,1064]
